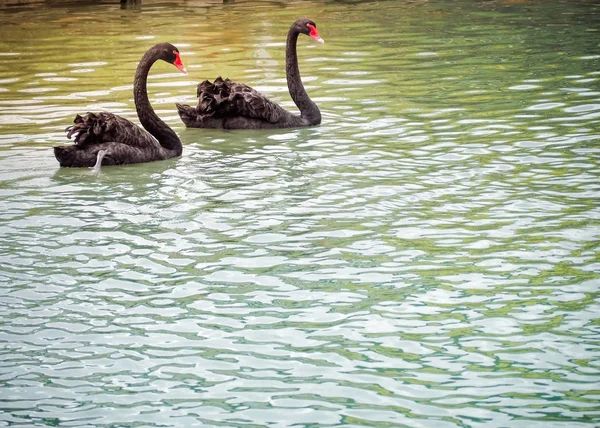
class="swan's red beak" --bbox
[173,52,187,74]
[308,23,324,44]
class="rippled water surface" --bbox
[1,0,600,426]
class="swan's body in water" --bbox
[176,18,324,130]
[54,43,187,169]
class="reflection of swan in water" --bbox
[53,43,187,171]
[120,0,141,10]
[176,18,324,130]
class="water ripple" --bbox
[1,0,600,427]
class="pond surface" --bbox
[1,0,599,426]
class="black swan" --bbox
[176,18,324,130]
[54,43,187,170]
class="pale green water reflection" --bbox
[1,0,600,427]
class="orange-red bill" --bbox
[307,23,324,44]
[173,51,187,74]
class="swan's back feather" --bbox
[196,77,290,124]
[66,112,158,149]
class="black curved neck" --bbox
[286,26,321,125]
[134,48,182,155]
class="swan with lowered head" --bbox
[54,43,187,170]
[176,18,324,130]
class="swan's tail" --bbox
[53,145,99,168]
[176,102,200,128]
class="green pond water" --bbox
[0,0,599,426]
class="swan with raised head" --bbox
[54,43,187,170]
[176,18,324,130]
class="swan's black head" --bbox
[293,18,324,44]
[154,42,187,74]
